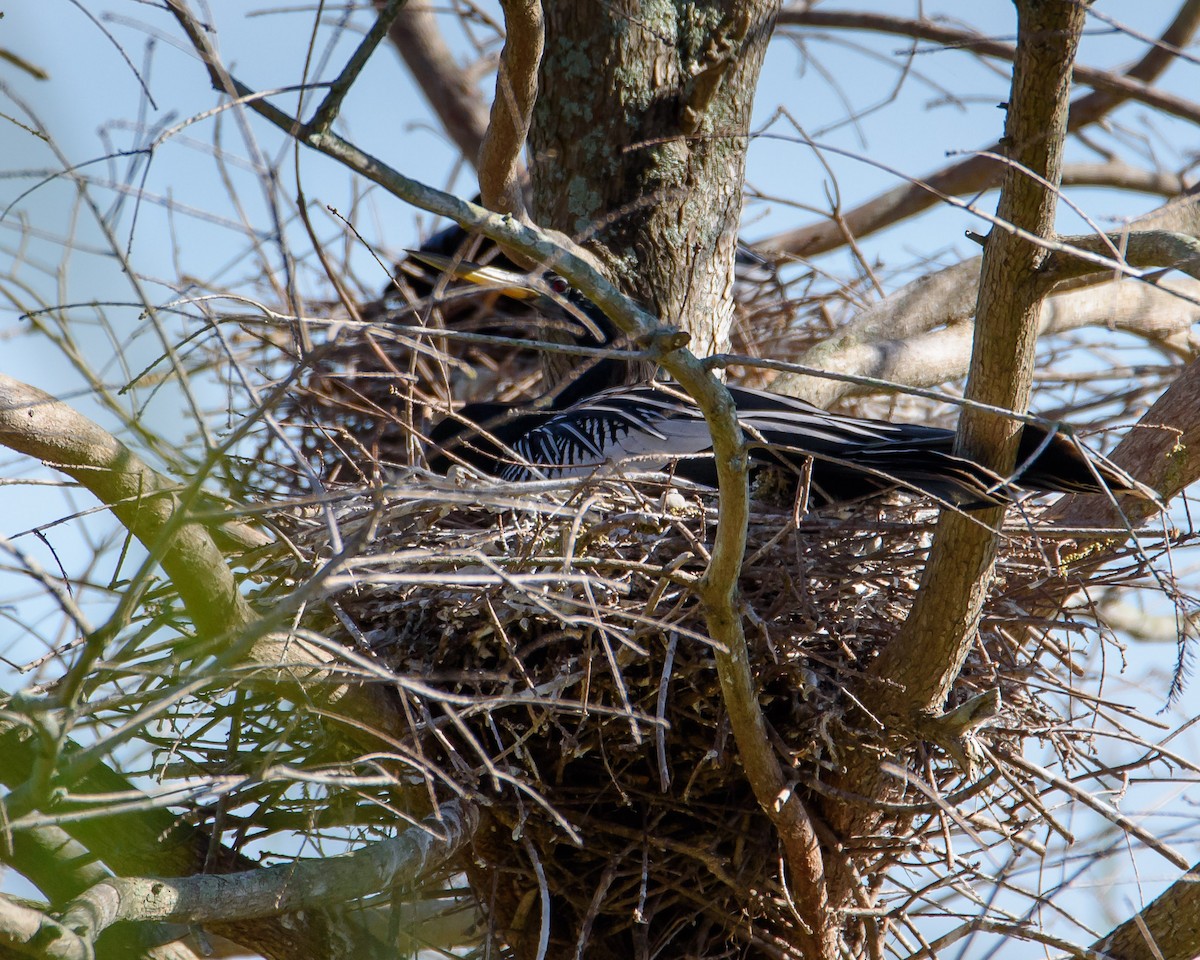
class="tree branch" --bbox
[694,380,833,960]
[0,374,254,642]
[1061,160,1188,196]
[0,373,421,960]
[822,0,1088,914]
[999,301,1200,960]
[310,0,407,136]
[0,804,473,960]
[1092,855,1200,960]
[773,230,1200,406]
[6,824,110,905]
[761,1,1200,259]
[1040,228,1200,285]
[875,0,1087,720]
[0,722,342,960]
[0,374,400,729]
[778,6,1200,126]
[478,0,542,214]
[384,2,491,167]
[1049,353,1200,531]
[0,894,84,960]
[54,803,476,948]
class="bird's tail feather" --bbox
[751,424,1150,511]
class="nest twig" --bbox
[223,467,1181,959]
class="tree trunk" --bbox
[531,1,778,359]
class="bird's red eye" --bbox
[548,275,570,295]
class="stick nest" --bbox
[252,466,1161,959]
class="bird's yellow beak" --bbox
[403,250,540,300]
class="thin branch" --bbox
[779,7,1200,124]
[795,278,1199,400]
[385,1,491,167]
[0,372,409,778]
[309,0,408,136]
[0,721,339,960]
[1040,229,1200,285]
[997,316,1200,960]
[1049,353,1200,530]
[6,824,111,904]
[1000,749,1190,871]
[761,1,1200,258]
[478,0,542,214]
[772,257,984,405]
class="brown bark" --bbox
[478,0,542,214]
[821,0,1089,918]
[530,1,780,358]
[1092,854,1200,960]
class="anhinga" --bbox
[419,256,1142,509]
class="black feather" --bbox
[430,383,1140,509]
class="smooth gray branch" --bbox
[0,804,475,959]
[55,803,476,942]
[774,230,1200,406]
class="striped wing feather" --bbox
[442,381,1138,508]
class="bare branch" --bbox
[779,6,1200,124]
[478,0,542,214]
[385,2,491,167]
[56,803,477,946]
[874,0,1086,712]
[1092,855,1200,960]
[774,230,1200,406]
[1061,160,1188,196]
[770,281,1196,406]
[309,0,407,136]
[7,824,110,904]
[0,724,342,960]
[761,2,1200,259]
[0,894,86,960]
[821,0,1089,914]
[1004,312,1200,960]
[774,258,984,405]
[0,371,413,761]
[1050,354,1200,530]
[0,374,254,642]
[1041,228,1200,285]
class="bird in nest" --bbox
[412,252,1146,511]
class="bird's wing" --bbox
[503,387,714,480]
[485,381,1139,508]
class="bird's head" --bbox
[404,250,618,349]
